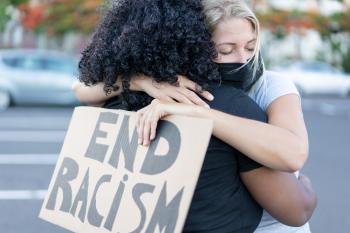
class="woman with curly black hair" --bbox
[74,0,316,232]
[78,0,220,110]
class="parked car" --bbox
[0,49,81,109]
[272,61,350,97]
[0,79,11,110]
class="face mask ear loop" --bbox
[243,56,264,92]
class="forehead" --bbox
[212,17,256,45]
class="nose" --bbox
[236,49,250,63]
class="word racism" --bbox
[44,111,185,233]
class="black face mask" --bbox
[216,55,264,91]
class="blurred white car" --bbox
[0,49,81,109]
[272,61,350,97]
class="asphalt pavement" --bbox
[0,97,349,233]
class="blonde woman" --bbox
[73,1,314,232]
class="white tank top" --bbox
[248,71,311,233]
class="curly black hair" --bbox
[79,0,220,110]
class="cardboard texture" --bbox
[39,106,213,233]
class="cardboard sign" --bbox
[39,106,213,233]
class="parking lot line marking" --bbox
[0,117,69,128]
[0,130,66,142]
[0,154,58,165]
[0,190,46,200]
[0,116,69,122]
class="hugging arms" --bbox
[73,0,317,231]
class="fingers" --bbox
[136,107,147,145]
[151,75,214,106]
[142,110,160,146]
[136,100,161,146]
[150,115,158,141]
[177,87,210,108]
[142,113,152,146]
[199,90,215,101]
[169,91,194,105]
[193,83,214,101]
[157,95,176,103]
[137,111,148,146]
[177,75,214,101]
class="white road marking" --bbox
[0,190,46,200]
[0,117,69,129]
[0,154,58,165]
[0,116,69,123]
[0,130,66,142]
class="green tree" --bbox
[40,0,107,36]
[0,0,28,32]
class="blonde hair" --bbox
[202,0,266,94]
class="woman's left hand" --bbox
[136,99,202,146]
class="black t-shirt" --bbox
[103,84,266,233]
[182,84,265,233]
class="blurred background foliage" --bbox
[0,0,28,31]
[18,0,106,35]
[0,0,349,72]
[256,8,350,72]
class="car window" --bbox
[2,55,78,75]
[2,57,16,67]
[41,57,78,75]
[2,56,42,70]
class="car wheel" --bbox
[0,90,11,110]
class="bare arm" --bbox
[240,169,316,227]
[71,75,213,107]
[71,75,145,106]
[205,94,308,172]
[73,74,308,172]
[71,81,116,107]
[265,94,308,171]
[135,100,317,226]
[137,97,308,172]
